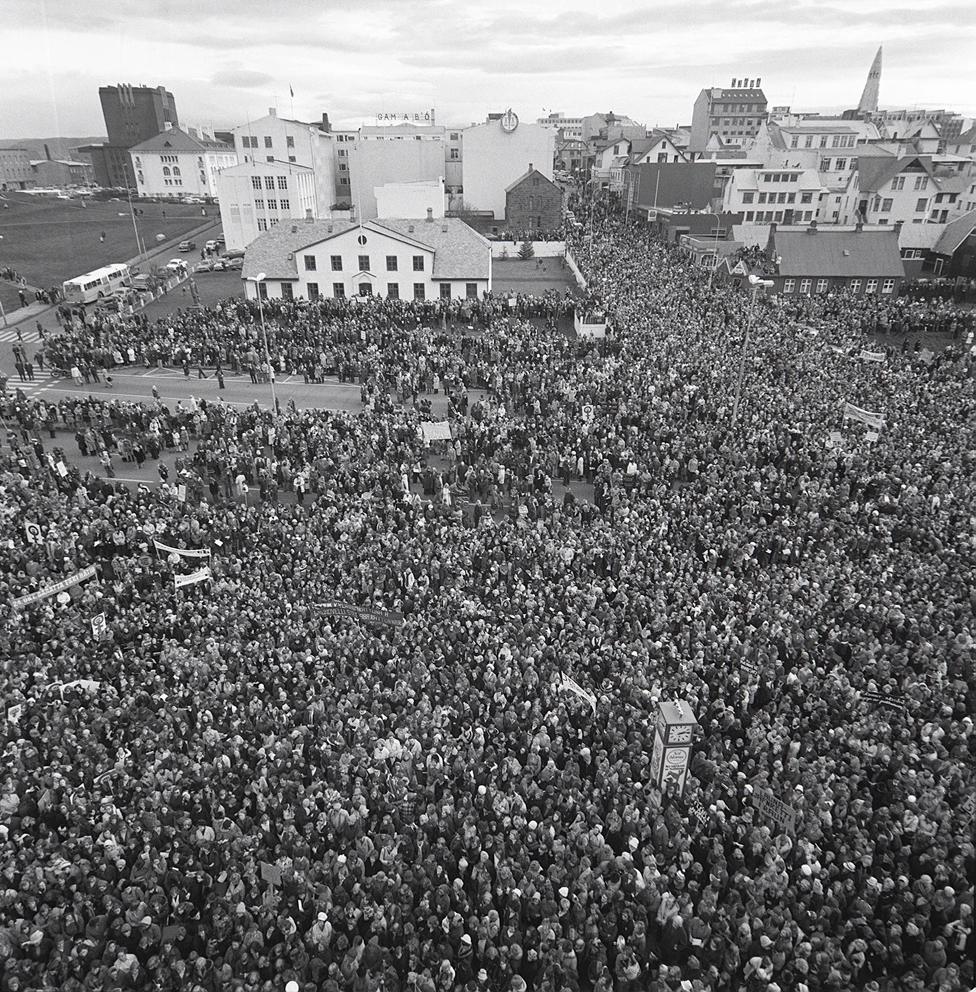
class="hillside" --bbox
[0,136,106,159]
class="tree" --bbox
[518,240,534,261]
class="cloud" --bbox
[211,68,274,88]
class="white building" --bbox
[129,126,237,200]
[375,179,444,219]
[461,113,555,220]
[217,162,319,251]
[242,214,491,302]
[722,167,826,224]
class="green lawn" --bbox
[0,194,211,291]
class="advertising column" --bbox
[649,699,699,794]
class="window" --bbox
[777,192,787,204]
[882,198,893,211]
[266,156,274,163]
[915,198,928,212]
[333,282,345,298]
[307,282,319,300]
[849,278,862,293]
[304,255,316,271]
[821,158,831,171]
[172,167,181,177]
[466,283,478,299]
[745,211,754,221]
[264,136,272,148]
[439,283,452,300]
[264,177,275,190]
[412,256,425,271]
[359,283,372,297]
[162,166,170,176]
[835,158,847,171]
[358,254,370,272]
[449,148,459,160]
[277,176,288,190]
[413,283,425,301]
[816,279,828,293]
[783,279,795,293]
[386,255,398,271]
[288,156,296,163]
[251,176,262,190]
[450,132,459,140]
[256,218,268,231]
[774,211,784,222]
[281,282,293,301]
[865,279,878,293]
[331,255,342,271]
[914,175,926,190]
[882,278,896,294]
[280,198,290,210]
[787,193,796,203]
[800,192,812,204]
[338,149,347,158]
[258,282,268,300]
[266,199,277,210]
[891,176,905,191]
[799,278,811,294]
[742,191,754,204]
[387,283,399,299]
[758,192,767,204]
[255,198,265,209]
[338,163,347,172]
[286,136,295,148]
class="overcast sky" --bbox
[2,0,973,137]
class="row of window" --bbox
[819,158,849,171]
[742,190,815,205]
[307,254,427,273]
[254,198,290,211]
[299,282,479,301]
[871,195,929,213]
[789,133,857,149]
[743,209,816,223]
[714,103,764,113]
[162,178,183,186]
[782,278,896,294]
[251,176,289,191]
[891,175,928,191]
[241,135,297,149]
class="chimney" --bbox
[321,113,331,133]
[731,78,736,87]
[529,162,533,172]
[426,207,433,222]
[269,107,276,118]
[756,77,762,88]
[305,208,314,223]
[807,220,818,234]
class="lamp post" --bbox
[731,274,774,427]
[246,272,277,413]
[707,215,723,288]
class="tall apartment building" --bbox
[690,78,768,153]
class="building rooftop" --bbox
[128,126,234,154]
[772,224,904,277]
[935,209,976,256]
[243,217,490,281]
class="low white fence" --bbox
[491,240,567,259]
[564,248,588,290]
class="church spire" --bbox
[857,46,883,115]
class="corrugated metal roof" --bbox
[773,227,904,277]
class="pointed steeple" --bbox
[857,46,883,115]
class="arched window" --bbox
[162,166,170,176]
[172,166,181,177]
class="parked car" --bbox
[178,240,196,252]
[182,196,205,205]
[165,259,187,274]
[131,273,153,291]
[205,239,219,252]
[220,256,243,270]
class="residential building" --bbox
[945,124,976,160]
[505,167,563,231]
[719,221,905,296]
[461,113,555,220]
[722,167,825,225]
[217,162,318,251]
[241,214,491,302]
[538,113,584,141]
[95,83,179,187]
[690,78,768,153]
[747,119,879,187]
[129,127,236,200]
[591,136,633,188]
[855,154,967,227]
[627,131,688,166]
[0,148,33,189]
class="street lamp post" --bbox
[247,272,277,413]
[731,274,774,427]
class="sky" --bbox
[1,0,974,137]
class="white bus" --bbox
[61,263,132,305]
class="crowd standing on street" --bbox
[1,206,974,992]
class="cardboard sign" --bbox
[859,350,885,363]
[91,613,107,639]
[687,797,711,831]
[421,421,452,443]
[752,789,798,833]
[260,861,282,886]
[23,521,42,545]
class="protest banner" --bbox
[91,613,107,639]
[177,484,187,502]
[842,402,885,429]
[558,673,597,714]
[860,689,908,714]
[174,566,212,590]
[11,565,97,610]
[865,430,879,443]
[859,350,885,363]
[153,539,211,558]
[826,431,844,449]
[316,603,405,628]
[686,796,711,831]
[6,703,23,724]
[421,421,452,444]
[752,788,798,833]
[23,521,42,545]
[960,793,976,826]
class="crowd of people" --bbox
[1,205,974,992]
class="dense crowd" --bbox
[1,209,974,992]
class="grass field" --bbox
[492,257,580,296]
[0,193,211,290]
